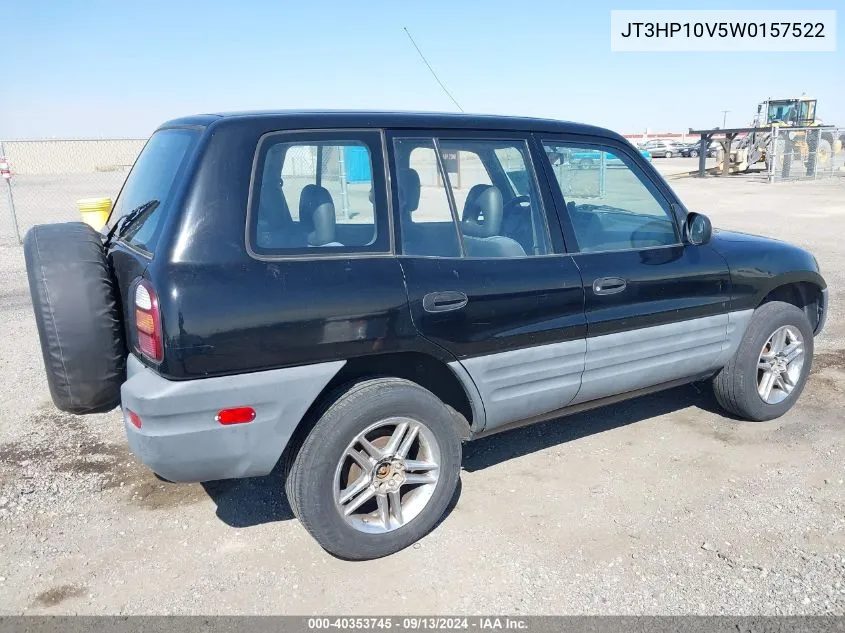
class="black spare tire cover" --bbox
[24,222,126,414]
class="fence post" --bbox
[768,126,776,183]
[337,147,350,221]
[598,150,606,198]
[4,179,21,244]
[0,141,22,244]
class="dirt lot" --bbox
[0,172,843,615]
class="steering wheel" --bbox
[501,195,534,251]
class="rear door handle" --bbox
[593,277,627,295]
[423,291,469,313]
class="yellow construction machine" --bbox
[722,96,844,173]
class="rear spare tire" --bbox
[24,222,126,414]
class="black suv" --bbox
[24,111,827,560]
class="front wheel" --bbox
[664,151,673,158]
[712,301,814,421]
[285,378,462,560]
[690,149,699,158]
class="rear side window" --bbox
[393,136,552,258]
[110,128,200,253]
[248,130,390,257]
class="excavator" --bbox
[720,96,844,174]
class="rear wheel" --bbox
[712,302,814,421]
[664,150,673,158]
[285,378,462,560]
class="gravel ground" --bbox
[0,174,843,615]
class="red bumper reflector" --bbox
[216,407,256,425]
[127,410,142,429]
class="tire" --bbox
[815,138,832,167]
[712,301,814,422]
[23,222,126,414]
[285,377,462,560]
[690,149,699,158]
[773,137,794,179]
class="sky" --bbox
[1,0,842,139]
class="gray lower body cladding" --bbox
[573,310,752,405]
[455,339,586,429]
[453,310,754,432]
[121,355,344,483]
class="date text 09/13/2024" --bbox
[306,618,528,630]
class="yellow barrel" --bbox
[76,198,113,230]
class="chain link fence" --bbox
[0,139,145,244]
[768,126,845,183]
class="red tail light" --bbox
[134,279,162,362]
[216,407,256,425]
[127,410,143,429]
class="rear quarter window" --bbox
[247,129,390,258]
[109,128,201,253]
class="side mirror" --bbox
[686,212,712,245]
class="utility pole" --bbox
[721,110,730,128]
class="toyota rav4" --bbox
[24,111,828,560]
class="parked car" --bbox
[679,142,720,158]
[24,111,827,560]
[565,148,652,168]
[639,139,683,158]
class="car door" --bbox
[537,135,733,405]
[387,130,586,431]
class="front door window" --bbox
[541,141,680,252]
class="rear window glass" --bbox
[109,128,200,253]
[247,130,390,257]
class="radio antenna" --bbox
[403,27,464,112]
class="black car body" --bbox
[25,111,828,559]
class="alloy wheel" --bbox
[333,418,441,533]
[757,325,805,404]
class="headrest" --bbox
[299,185,336,246]
[462,184,491,214]
[462,185,503,238]
[398,168,421,215]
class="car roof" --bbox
[156,110,626,141]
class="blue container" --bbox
[344,146,372,183]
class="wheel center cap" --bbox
[373,459,405,492]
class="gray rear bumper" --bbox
[120,355,344,483]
